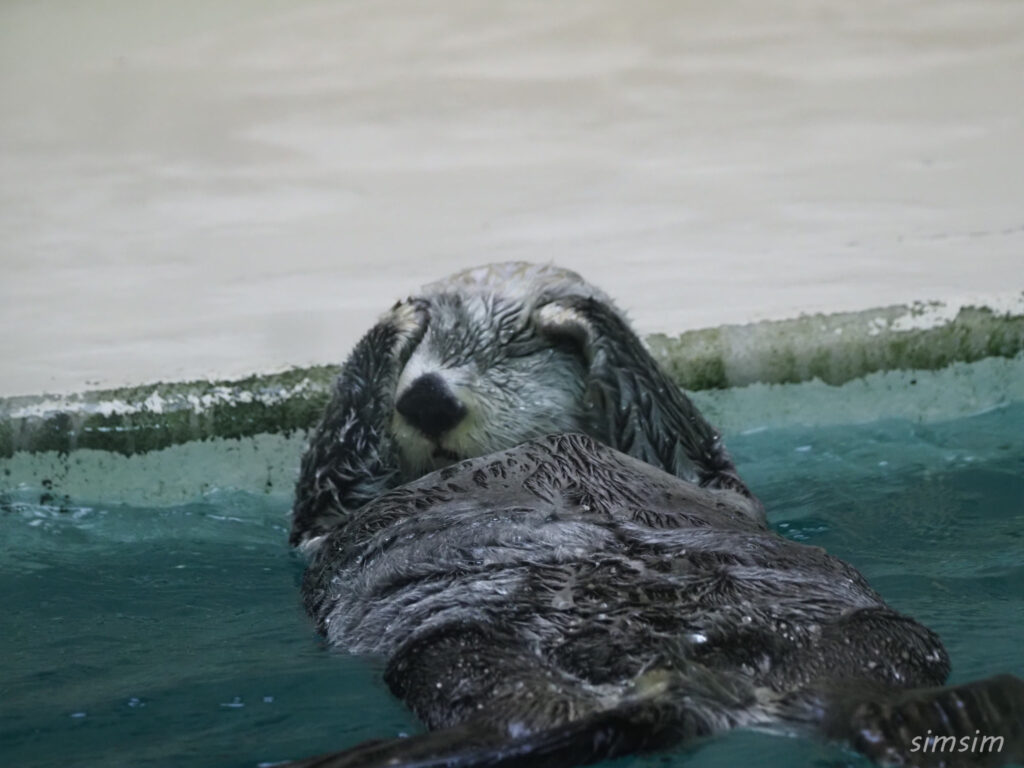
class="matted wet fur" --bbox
[291,262,754,552]
[285,264,1023,768]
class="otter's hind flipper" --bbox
[281,696,705,768]
[824,674,1024,767]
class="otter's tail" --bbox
[280,695,706,768]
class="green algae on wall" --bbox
[5,355,1022,509]
[0,366,340,459]
[2,298,1022,459]
[647,302,1024,390]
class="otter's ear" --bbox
[533,298,598,361]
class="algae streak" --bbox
[646,302,1024,391]
[2,299,1022,458]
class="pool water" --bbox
[2,401,1022,768]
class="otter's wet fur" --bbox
[291,262,754,552]
[287,264,1024,768]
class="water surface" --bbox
[2,402,1022,767]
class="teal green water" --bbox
[2,402,1022,768]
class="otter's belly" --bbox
[303,434,948,697]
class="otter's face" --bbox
[390,291,590,478]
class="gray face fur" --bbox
[390,290,590,477]
[390,263,614,477]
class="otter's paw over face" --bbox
[388,294,592,478]
[386,299,431,364]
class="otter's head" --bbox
[387,263,614,478]
[293,260,749,549]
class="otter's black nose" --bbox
[395,373,467,439]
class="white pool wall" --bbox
[2,0,1023,397]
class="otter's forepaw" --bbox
[387,299,430,360]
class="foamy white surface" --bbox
[2,0,1023,396]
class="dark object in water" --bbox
[291,433,1022,767]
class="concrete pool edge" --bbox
[2,297,1023,459]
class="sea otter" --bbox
[286,264,1023,768]
[291,262,755,552]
